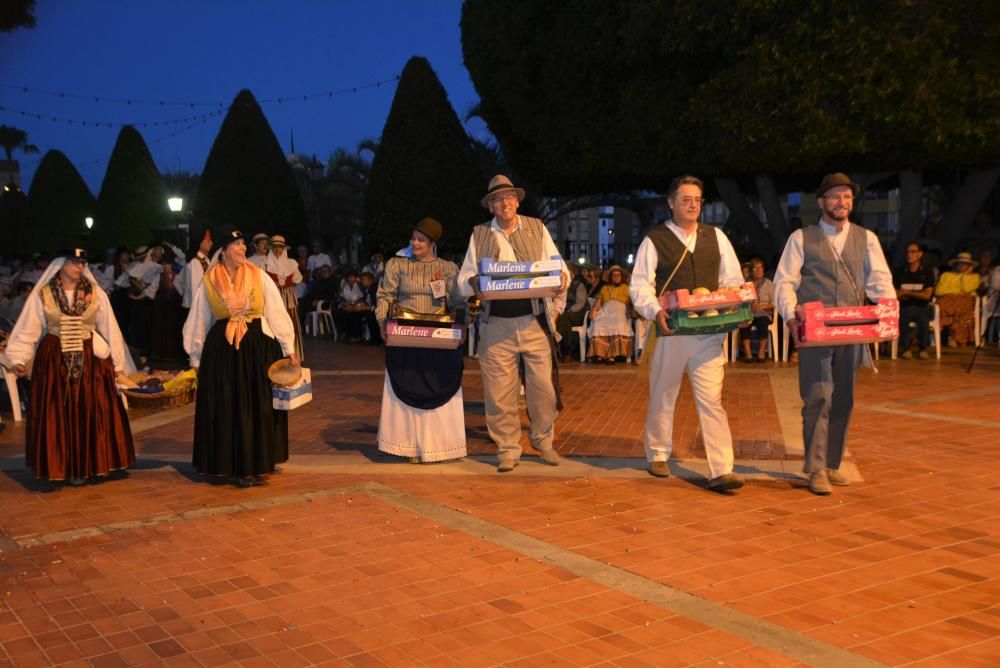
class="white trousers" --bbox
[644,333,734,478]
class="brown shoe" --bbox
[826,468,850,486]
[648,461,670,478]
[539,449,561,466]
[497,457,519,473]
[707,473,744,492]
[808,470,832,495]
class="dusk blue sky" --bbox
[1,1,483,193]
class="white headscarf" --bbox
[1,257,137,376]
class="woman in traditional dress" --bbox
[264,235,305,361]
[183,229,298,487]
[2,249,136,484]
[587,265,634,364]
[375,218,467,463]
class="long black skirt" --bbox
[192,319,288,477]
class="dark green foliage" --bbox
[364,57,487,254]
[0,0,36,31]
[26,151,96,255]
[95,126,169,251]
[461,1,1000,194]
[194,90,308,246]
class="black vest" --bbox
[647,224,721,295]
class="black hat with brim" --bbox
[212,226,244,256]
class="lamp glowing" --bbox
[167,196,184,212]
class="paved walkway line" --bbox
[769,367,804,457]
[861,404,1000,428]
[361,481,886,668]
[12,484,372,548]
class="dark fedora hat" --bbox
[412,217,443,244]
[816,173,860,197]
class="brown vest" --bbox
[647,223,721,295]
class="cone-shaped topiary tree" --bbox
[364,57,486,254]
[26,150,96,255]
[95,126,169,251]
[195,89,308,246]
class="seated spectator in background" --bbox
[307,241,333,281]
[983,262,1000,341]
[335,268,366,342]
[360,271,381,345]
[0,280,31,326]
[556,264,590,362]
[299,264,337,317]
[586,265,605,299]
[740,257,774,362]
[977,250,993,282]
[740,261,751,282]
[587,265,633,364]
[936,251,980,347]
[893,242,936,359]
[14,254,48,286]
[363,252,385,282]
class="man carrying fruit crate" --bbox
[629,175,746,493]
[774,173,895,495]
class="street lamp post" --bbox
[167,196,184,250]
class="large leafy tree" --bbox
[364,57,486,254]
[0,0,35,31]
[95,126,169,251]
[26,151,96,255]
[462,1,1000,256]
[195,89,308,245]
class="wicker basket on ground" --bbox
[122,373,196,410]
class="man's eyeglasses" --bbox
[676,197,703,206]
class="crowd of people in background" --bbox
[0,231,997,374]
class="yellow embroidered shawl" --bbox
[203,262,264,349]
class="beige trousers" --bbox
[478,314,558,460]
[644,333,734,478]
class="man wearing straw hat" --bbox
[629,175,745,492]
[774,173,895,495]
[458,175,570,472]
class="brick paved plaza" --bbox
[0,339,997,666]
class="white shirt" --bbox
[773,219,895,322]
[628,222,744,322]
[3,288,129,373]
[127,258,163,300]
[307,253,333,275]
[175,254,210,309]
[340,282,364,303]
[181,265,296,368]
[456,216,570,312]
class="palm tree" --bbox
[0,125,39,165]
[323,139,377,260]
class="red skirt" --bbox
[26,335,136,481]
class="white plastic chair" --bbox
[0,366,22,422]
[732,315,778,363]
[304,300,337,339]
[574,311,590,362]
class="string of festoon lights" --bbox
[3,75,401,178]
[0,75,400,129]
